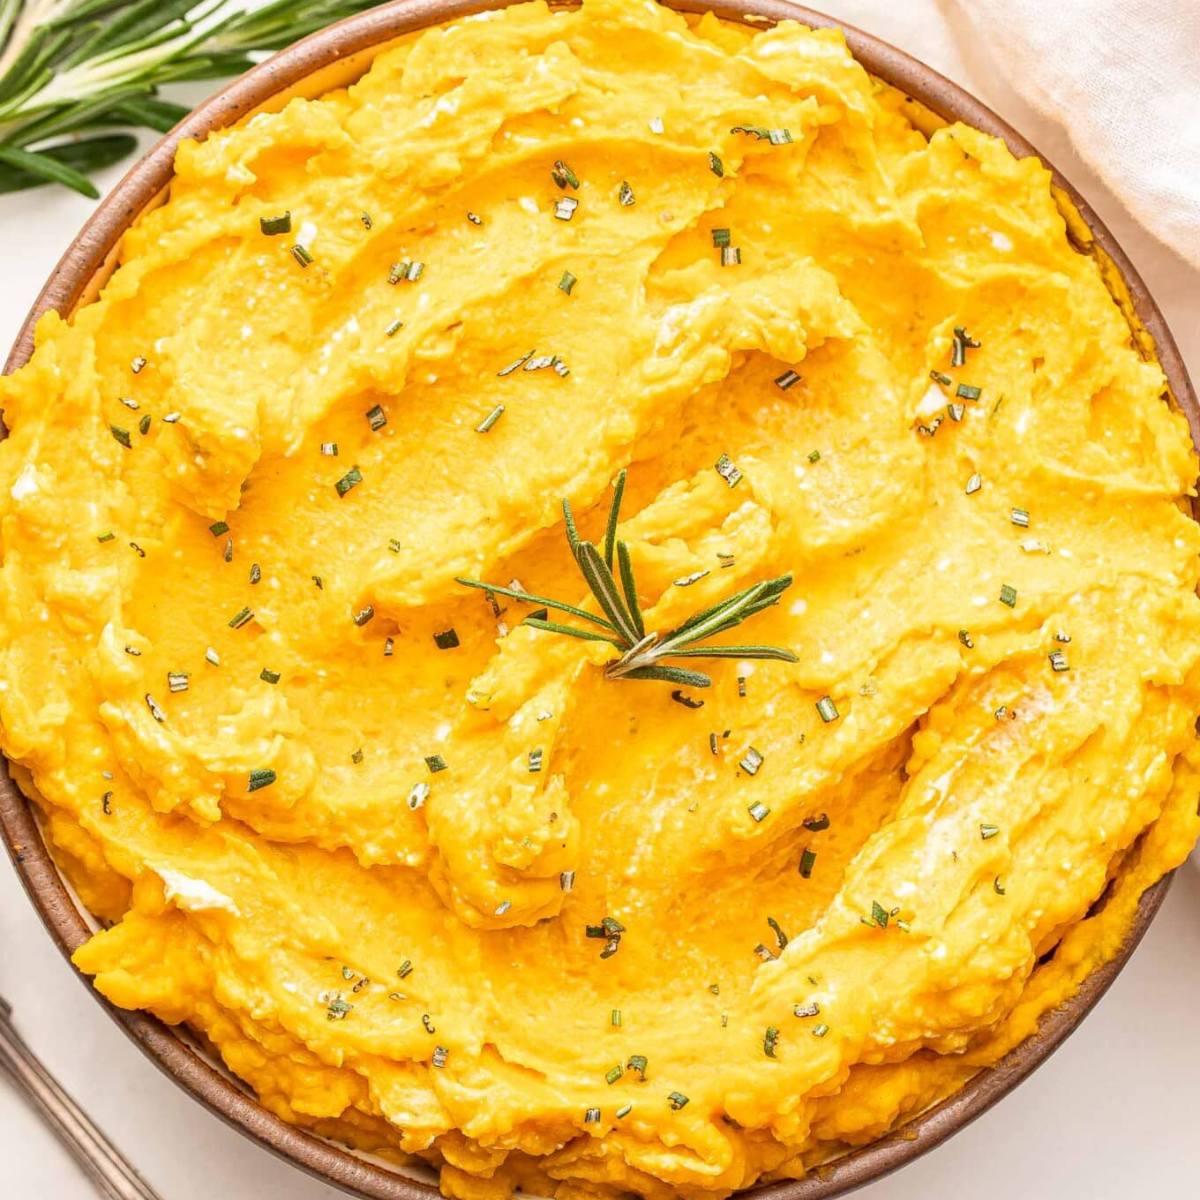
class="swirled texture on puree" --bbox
[2,1,1199,1196]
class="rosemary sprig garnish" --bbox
[456,471,797,688]
[0,0,380,197]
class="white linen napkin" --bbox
[813,0,1200,269]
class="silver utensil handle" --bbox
[0,1000,164,1200]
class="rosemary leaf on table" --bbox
[0,0,381,197]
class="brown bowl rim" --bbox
[0,1,1193,1198]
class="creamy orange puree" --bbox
[2,1,1199,1196]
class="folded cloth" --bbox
[813,0,1200,269]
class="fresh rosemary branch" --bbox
[0,0,380,198]
[457,472,799,688]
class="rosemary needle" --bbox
[457,471,797,687]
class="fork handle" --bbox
[0,1002,164,1200]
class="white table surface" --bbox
[2,2,1199,1196]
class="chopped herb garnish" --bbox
[808,449,821,463]
[1049,649,1069,672]
[97,531,115,543]
[812,1023,829,1037]
[947,402,965,422]
[994,875,1006,895]
[398,960,413,979]
[101,791,112,814]
[554,197,579,221]
[794,1001,820,1019]
[425,754,447,773]
[551,160,580,190]
[205,647,220,666]
[260,212,291,236]
[731,124,791,143]
[433,628,459,649]
[366,404,387,431]
[775,369,801,390]
[764,1026,780,1057]
[930,369,953,386]
[162,412,180,423]
[712,227,731,248]
[1011,507,1030,528]
[616,1103,632,1119]
[966,473,982,495]
[291,244,313,267]
[384,637,394,657]
[560,869,576,891]
[498,350,534,377]
[110,425,131,448]
[475,404,505,433]
[980,823,1000,840]
[326,995,351,1021]
[740,747,765,776]
[799,848,816,878]
[816,696,839,723]
[528,748,543,773]
[667,1091,689,1110]
[360,212,372,229]
[618,181,635,206]
[335,466,363,497]
[467,211,482,225]
[671,689,704,709]
[131,355,147,374]
[248,768,276,792]
[128,541,145,558]
[708,151,724,177]
[999,584,1018,608]
[260,667,280,684]
[558,270,577,296]
[803,813,830,832]
[167,671,189,693]
[737,675,747,698]
[958,629,974,649]
[605,1064,623,1085]
[223,538,233,563]
[353,605,374,626]
[583,1106,600,1123]
[320,442,338,456]
[408,782,430,810]
[432,1046,448,1068]
[228,606,253,628]
[956,383,981,401]
[719,246,741,267]
[422,1013,435,1033]
[715,453,742,487]
[144,694,166,723]
[674,570,709,587]
[748,801,770,822]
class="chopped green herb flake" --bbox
[610,1009,621,1027]
[667,1091,689,1110]
[130,356,147,374]
[551,160,580,190]
[775,369,801,390]
[965,472,982,495]
[335,466,363,497]
[1010,507,1030,528]
[616,1103,632,1119]
[812,1023,829,1037]
[712,227,732,248]
[720,245,741,267]
[794,1001,820,1019]
[475,404,505,433]
[554,197,579,221]
[741,747,765,777]
[291,244,313,267]
[764,1026,780,1057]
[605,1064,623,1085]
[432,1046,448,1068]
[930,369,953,386]
[425,754,448,774]
[1049,649,1069,672]
[260,212,291,236]
[433,628,459,649]
[958,628,974,649]
[799,848,817,878]
[618,181,635,206]
[110,425,131,448]
[671,689,704,709]
[97,531,115,543]
[999,584,1018,608]
[980,823,1000,840]
[528,748,544,773]
[558,270,577,295]
[260,668,281,684]
[408,782,430,810]
[803,813,830,831]
[708,151,724,177]
[167,671,189,693]
[816,696,839,723]
[956,383,981,401]
[248,768,276,792]
[715,453,742,487]
[366,404,387,431]
[144,694,166,723]
[229,606,253,629]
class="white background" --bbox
[2,1,1199,1197]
